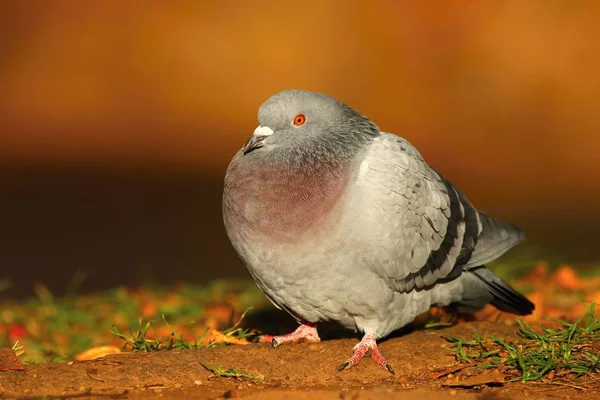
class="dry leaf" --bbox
[554,266,579,290]
[208,330,250,346]
[522,261,549,283]
[140,300,157,318]
[75,346,121,361]
[523,291,545,321]
[585,291,600,303]
[7,323,26,341]
[204,304,234,329]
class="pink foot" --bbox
[253,323,320,348]
[338,331,394,374]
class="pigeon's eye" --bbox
[292,114,306,126]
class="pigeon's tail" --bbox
[448,266,534,315]
[464,212,525,268]
[467,266,535,316]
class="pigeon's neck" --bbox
[223,151,354,240]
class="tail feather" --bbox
[465,212,525,268]
[469,266,534,316]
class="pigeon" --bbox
[222,89,534,374]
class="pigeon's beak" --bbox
[243,125,274,155]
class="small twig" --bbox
[143,383,170,390]
[86,371,105,383]
[0,388,129,399]
[550,381,590,391]
[431,361,477,379]
[1,389,93,399]
[529,381,590,391]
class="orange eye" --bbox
[292,114,306,126]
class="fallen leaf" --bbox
[522,261,550,283]
[140,300,157,318]
[204,304,235,329]
[151,325,181,341]
[523,291,545,321]
[208,330,250,346]
[585,291,600,303]
[545,307,569,320]
[554,266,579,290]
[7,323,26,341]
[75,346,121,361]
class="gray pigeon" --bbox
[222,90,534,374]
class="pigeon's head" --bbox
[243,90,379,157]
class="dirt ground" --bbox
[0,321,597,400]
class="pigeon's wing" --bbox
[355,133,523,292]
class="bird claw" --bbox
[337,359,394,375]
[252,323,320,349]
[252,334,274,344]
[385,363,395,375]
[337,360,351,372]
[338,331,394,374]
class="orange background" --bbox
[3,1,600,206]
[1,1,599,294]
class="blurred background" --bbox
[1,1,599,298]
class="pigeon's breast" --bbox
[223,153,352,242]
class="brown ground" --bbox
[0,322,597,400]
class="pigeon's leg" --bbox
[338,330,394,374]
[253,323,320,348]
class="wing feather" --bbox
[354,133,524,294]
[357,134,472,292]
